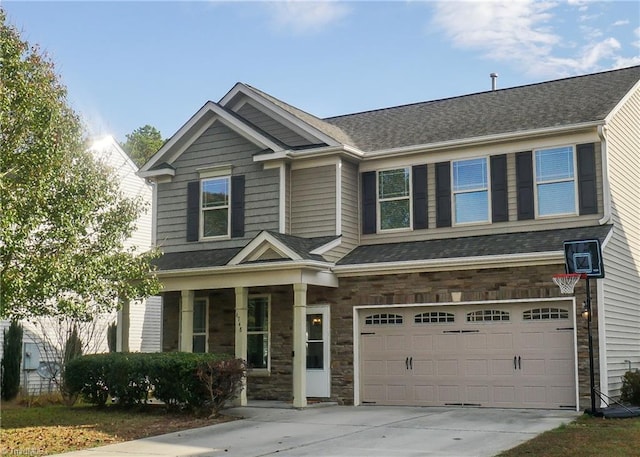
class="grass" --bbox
[0,399,234,456]
[497,414,640,457]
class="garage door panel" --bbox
[467,385,490,403]
[438,385,462,403]
[493,385,516,403]
[491,357,517,375]
[412,359,434,376]
[435,334,460,350]
[465,359,489,376]
[522,358,545,375]
[437,359,459,376]
[411,334,434,351]
[414,384,436,402]
[464,333,487,350]
[487,332,515,350]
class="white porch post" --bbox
[179,290,194,352]
[235,287,248,406]
[116,301,130,352]
[293,283,307,408]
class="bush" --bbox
[61,325,83,405]
[1,321,23,401]
[197,358,246,417]
[620,370,640,406]
[64,352,244,413]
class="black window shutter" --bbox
[435,162,451,228]
[490,154,508,222]
[412,165,428,230]
[231,175,245,238]
[362,171,376,234]
[577,143,598,215]
[516,151,534,220]
[186,181,200,242]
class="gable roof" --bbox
[323,66,640,152]
[153,231,339,272]
[336,225,612,267]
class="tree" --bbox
[0,10,160,320]
[1,321,23,401]
[120,125,164,167]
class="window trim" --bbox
[247,294,271,373]
[533,145,578,218]
[451,156,491,226]
[192,296,209,353]
[200,176,231,240]
[376,167,413,232]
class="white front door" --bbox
[306,305,330,398]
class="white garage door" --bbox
[359,301,576,409]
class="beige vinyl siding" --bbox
[363,145,605,245]
[290,165,336,237]
[236,102,313,148]
[128,296,162,352]
[601,86,640,397]
[326,160,360,262]
[156,120,280,253]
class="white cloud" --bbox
[265,1,350,35]
[612,20,629,27]
[431,0,639,78]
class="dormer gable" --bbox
[139,101,285,179]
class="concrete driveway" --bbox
[57,404,578,457]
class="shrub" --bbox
[620,370,640,406]
[1,321,23,401]
[64,352,243,413]
[61,325,83,405]
[196,358,246,417]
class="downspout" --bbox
[597,123,612,405]
[597,125,612,225]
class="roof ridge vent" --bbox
[490,72,498,91]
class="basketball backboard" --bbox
[563,239,605,278]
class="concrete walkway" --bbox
[56,404,579,457]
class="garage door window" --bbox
[467,309,510,322]
[414,312,455,323]
[365,313,403,325]
[523,308,569,320]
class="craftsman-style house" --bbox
[139,66,640,410]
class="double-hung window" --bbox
[452,158,489,224]
[192,297,208,353]
[247,296,270,370]
[535,146,576,216]
[378,168,411,230]
[201,177,230,238]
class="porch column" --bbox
[179,290,194,352]
[116,301,130,352]
[235,286,248,406]
[293,283,307,408]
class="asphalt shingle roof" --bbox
[322,66,640,152]
[337,225,613,265]
[153,233,339,271]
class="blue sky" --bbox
[3,1,639,143]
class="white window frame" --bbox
[533,145,578,218]
[200,176,231,239]
[192,297,208,353]
[247,294,271,372]
[451,157,490,225]
[377,167,412,232]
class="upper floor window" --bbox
[378,168,411,230]
[247,296,270,370]
[535,146,576,217]
[452,158,489,224]
[201,177,230,238]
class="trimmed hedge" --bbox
[64,352,245,413]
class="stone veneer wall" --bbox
[160,264,599,409]
[328,265,599,409]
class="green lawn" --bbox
[497,414,640,457]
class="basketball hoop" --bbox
[552,273,585,294]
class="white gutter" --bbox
[155,259,334,278]
[333,250,564,276]
[363,122,603,160]
[597,124,612,225]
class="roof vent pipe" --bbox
[490,73,498,91]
